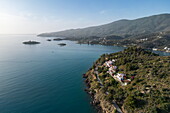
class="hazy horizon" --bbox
[0,0,170,34]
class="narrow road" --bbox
[112,100,123,113]
[94,67,104,86]
[95,65,123,113]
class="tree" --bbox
[125,96,137,109]
[126,63,139,71]
[105,93,113,102]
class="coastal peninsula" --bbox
[84,46,170,113]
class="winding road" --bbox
[94,66,123,113]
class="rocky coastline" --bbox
[82,47,170,113]
[83,75,102,112]
[83,73,117,113]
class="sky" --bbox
[0,0,170,34]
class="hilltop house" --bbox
[116,73,126,81]
[104,59,116,67]
[105,60,113,67]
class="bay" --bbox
[0,35,169,113]
[0,35,124,113]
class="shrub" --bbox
[124,96,137,109]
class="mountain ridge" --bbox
[38,13,170,38]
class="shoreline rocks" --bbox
[83,73,116,113]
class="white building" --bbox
[152,48,158,51]
[116,73,126,81]
[164,47,168,50]
[105,60,113,67]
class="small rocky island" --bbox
[47,39,52,41]
[23,41,40,45]
[84,46,170,113]
[58,43,66,46]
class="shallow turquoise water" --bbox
[0,35,126,113]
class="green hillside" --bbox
[39,14,170,38]
[85,47,170,113]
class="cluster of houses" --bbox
[103,59,131,86]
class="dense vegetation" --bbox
[76,31,170,49]
[117,31,170,49]
[85,46,170,113]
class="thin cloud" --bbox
[99,10,107,14]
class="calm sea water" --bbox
[0,35,169,113]
[0,35,125,113]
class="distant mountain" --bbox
[38,14,170,38]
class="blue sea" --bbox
[0,35,125,113]
[0,35,169,113]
